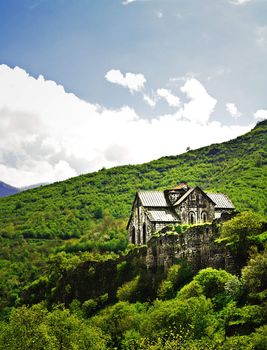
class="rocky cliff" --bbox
[146,222,237,274]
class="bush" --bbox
[177,280,204,300]
[158,263,192,300]
[117,276,140,302]
[219,212,265,266]
[82,299,98,317]
[241,248,267,300]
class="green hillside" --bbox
[0,121,266,348]
[0,120,266,241]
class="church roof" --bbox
[206,193,235,209]
[136,189,234,210]
[138,191,169,207]
[146,209,180,222]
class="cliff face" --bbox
[146,223,237,275]
[22,223,239,308]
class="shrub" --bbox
[158,263,192,300]
[117,276,140,302]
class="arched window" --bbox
[143,223,147,244]
[131,227,136,244]
[189,212,195,224]
[137,229,141,245]
[202,212,207,223]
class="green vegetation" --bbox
[1,247,266,349]
[0,120,266,348]
[0,120,266,240]
[218,211,266,269]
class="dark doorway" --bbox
[202,212,207,223]
[137,229,141,245]
[143,223,147,244]
[189,212,195,224]
[131,227,135,244]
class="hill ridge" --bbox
[0,120,266,240]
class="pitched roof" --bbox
[136,189,234,210]
[173,187,195,206]
[138,191,169,207]
[146,209,180,222]
[206,193,235,209]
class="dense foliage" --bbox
[0,120,266,348]
[0,247,266,349]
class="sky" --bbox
[0,0,266,187]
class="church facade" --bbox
[127,183,235,245]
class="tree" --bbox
[117,276,140,302]
[46,307,108,350]
[220,212,265,268]
[158,263,192,300]
[0,304,55,350]
[241,247,267,300]
[0,304,108,350]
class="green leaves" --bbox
[220,212,266,265]
[0,304,108,350]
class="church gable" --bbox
[173,187,215,225]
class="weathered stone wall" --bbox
[146,223,236,275]
[175,188,215,224]
[128,197,154,245]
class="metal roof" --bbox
[146,209,180,222]
[138,191,169,207]
[137,189,234,210]
[206,193,235,209]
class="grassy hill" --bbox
[0,120,266,241]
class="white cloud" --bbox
[180,78,217,124]
[105,69,146,93]
[156,11,163,19]
[229,0,256,5]
[256,26,267,49]
[122,0,137,4]
[226,102,241,118]
[254,109,267,120]
[122,0,150,4]
[143,94,156,107]
[157,88,180,107]
[0,65,252,187]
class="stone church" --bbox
[127,182,235,245]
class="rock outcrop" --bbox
[146,223,237,274]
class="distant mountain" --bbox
[0,181,49,198]
[0,181,20,197]
[20,182,49,191]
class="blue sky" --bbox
[0,0,266,186]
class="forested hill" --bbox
[0,120,266,239]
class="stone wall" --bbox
[128,198,154,245]
[146,223,237,275]
[175,188,215,225]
